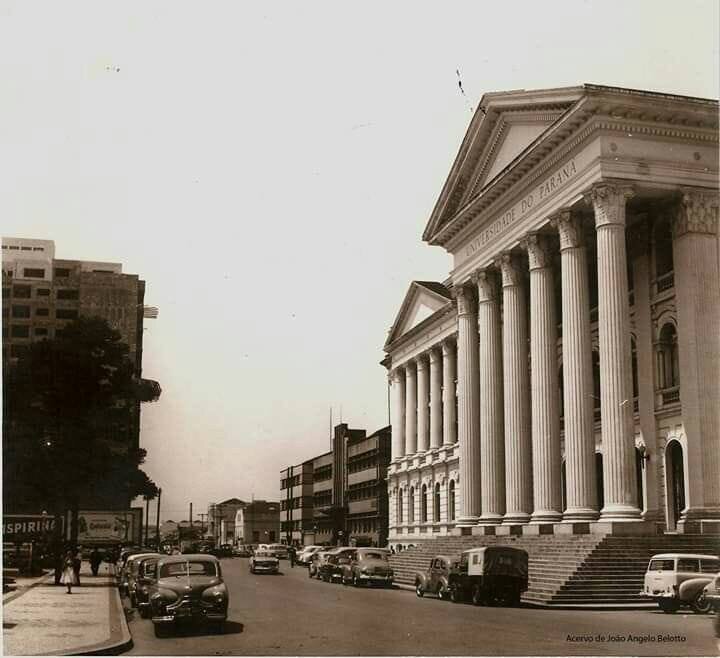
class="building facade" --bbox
[385,85,719,545]
[281,423,392,547]
[2,237,156,511]
[207,498,246,545]
[234,500,280,545]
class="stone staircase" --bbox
[388,533,720,607]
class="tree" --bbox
[3,316,161,540]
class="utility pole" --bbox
[155,488,162,547]
[199,513,207,534]
[144,496,150,546]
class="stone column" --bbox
[499,254,533,524]
[441,340,457,446]
[525,233,563,523]
[553,211,598,520]
[589,183,641,520]
[404,362,418,456]
[390,368,406,461]
[476,269,505,524]
[454,283,481,526]
[429,347,443,449]
[416,355,430,453]
[672,190,720,528]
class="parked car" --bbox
[127,553,162,608]
[296,545,323,566]
[340,548,393,587]
[642,553,720,613]
[703,572,720,610]
[415,554,458,599]
[317,547,355,582]
[447,546,528,606]
[148,554,228,637]
[233,545,253,557]
[134,557,161,618]
[308,550,333,578]
[261,543,289,559]
[249,550,279,574]
[120,552,160,596]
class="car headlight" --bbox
[361,567,369,574]
[202,584,228,603]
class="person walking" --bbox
[89,548,103,576]
[61,551,78,594]
[72,549,82,586]
[288,545,296,568]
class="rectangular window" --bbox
[56,309,79,320]
[54,268,71,278]
[2,307,8,318]
[2,288,9,298]
[12,305,30,318]
[36,288,50,297]
[23,268,45,278]
[32,247,44,252]
[20,246,32,251]
[36,307,49,317]
[677,559,699,573]
[12,344,29,357]
[56,289,79,300]
[8,246,19,250]
[11,325,30,338]
[35,327,49,337]
[12,285,31,298]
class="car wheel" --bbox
[139,606,149,619]
[658,599,680,614]
[449,583,461,604]
[691,592,712,615]
[415,582,424,598]
[308,569,313,579]
[472,584,483,606]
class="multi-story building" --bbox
[2,237,156,511]
[234,500,280,545]
[281,423,392,547]
[280,460,314,545]
[207,498,246,545]
[384,84,719,545]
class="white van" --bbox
[643,553,719,613]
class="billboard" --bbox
[68,508,143,545]
[3,514,63,543]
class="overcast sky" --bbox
[2,0,718,525]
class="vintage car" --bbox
[119,552,160,596]
[148,554,228,636]
[340,548,393,587]
[415,555,458,599]
[296,545,323,566]
[308,549,336,578]
[134,557,161,618]
[316,547,355,582]
[233,545,253,557]
[447,546,528,607]
[702,572,720,610]
[261,543,289,559]
[249,550,279,574]
[642,553,720,613]
[127,554,162,608]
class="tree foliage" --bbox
[3,317,160,517]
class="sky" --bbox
[2,0,718,525]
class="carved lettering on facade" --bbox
[464,159,578,260]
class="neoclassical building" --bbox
[385,84,719,545]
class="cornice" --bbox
[384,302,457,356]
[438,108,718,252]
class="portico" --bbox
[386,85,719,545]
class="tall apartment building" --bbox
[280,423,392,547]
[2,237,155,511]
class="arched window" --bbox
[421,484,428,522]
[657,323,680,391]
[398,488,404,524]
[448,480,456,522]
[408,487,415,524]
[434,483,441,522]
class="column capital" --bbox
[586,182,635,228]
[452,283,476,316]
[672,189,719,238]
[523,232,553,271]
[390,367,404,383]
[496,252,524,288]
[441,336,456,355]
[428,346,442,364]
[415,353,428,371]
[551,210,585,250]
[473,268,499,303]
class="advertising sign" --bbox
[69,509,143,545]
[3,514,63,543]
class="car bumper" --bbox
[359,574,393,584]
[252,565,279,572]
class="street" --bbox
[125,557,718,656]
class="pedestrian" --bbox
[72,549,82,586]
[288,545,296,568]
[61,551,78,594]
[90,548,103,576]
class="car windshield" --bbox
[160,561,217,578]
[360,552,387,561]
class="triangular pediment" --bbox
[423,85,586,242]
[385,281,452,348]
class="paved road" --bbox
[125,557,718,655]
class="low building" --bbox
[207,498,245,546]
[234,500,280,545]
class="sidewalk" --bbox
[2,562,131,656]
